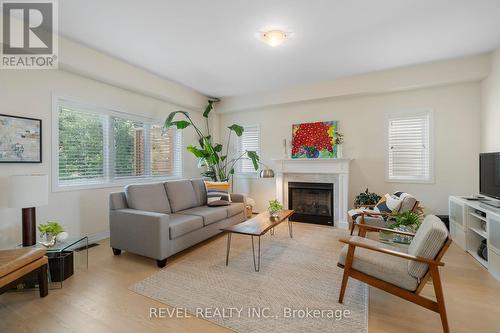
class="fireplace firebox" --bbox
[288,182,334,226]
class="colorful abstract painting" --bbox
[291,121,337,159]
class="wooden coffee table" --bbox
[221,210,294,272]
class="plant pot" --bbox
[336,144,343,158]
[269,210,280,218]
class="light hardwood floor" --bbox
[1,224,499,333]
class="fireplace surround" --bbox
[273,158,351,229]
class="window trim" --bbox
[237,124,261,176]
[51,95,183,192]
[384,109,435,184]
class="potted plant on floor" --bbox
[353,188,381,208]
[164,100,260,182]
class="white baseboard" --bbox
[338,220,349,230]
[87,230,110,244]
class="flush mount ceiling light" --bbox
[258,29,290,47]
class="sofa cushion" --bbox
[407,215,448,279]
[208,200,230,207]
[177,206,228,226]
[191,178,207,206]
[164,180,198,212]
[125,183,171,214]
[227,202,245,217]
[169,214,204,239]
[339,236,418,291]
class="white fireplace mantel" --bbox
[272,158,352,229]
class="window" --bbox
[238,125,260,174]
[385,110,433,183]
[53,99,182,190]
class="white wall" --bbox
[0,69,206,248]
[218,54,489,112]
[481,47,500,152]
[220,82,481,214]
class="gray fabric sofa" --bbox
[109,178,246,267]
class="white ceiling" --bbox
[59,0,500,98]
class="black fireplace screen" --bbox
[288,182,334,226]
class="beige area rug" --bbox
[130,222,368,333]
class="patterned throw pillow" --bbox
[375,193,402,214]
[204,181,231,203]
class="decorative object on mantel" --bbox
[164,100,260,181]
[37,221,66,248]
[8,174,48,246]
[268,199,283,218]
[0,114,42,163]
[291,121,339,159]
[334,132,344,158]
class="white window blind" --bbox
[58,107,105,183]
[150,124,182,177]
[54,100,182,189]
[386,111,433,182]
[238,125,260,173]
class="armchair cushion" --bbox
[407,215,448,279]
[355,215,387,228]
[394,192,417,212]
[339,236,418,291]
[0,248,46,278]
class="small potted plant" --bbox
[354,188,381,207]
[38,221,65,247]
[268,199,283,218]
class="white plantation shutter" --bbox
[58,107,105,184]
[239,125,260,173]
[112,117,145,178]
[150,125,182,177]
[54,100,183,189]
[386,111,433,182]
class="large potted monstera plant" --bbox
[164,100,260,181]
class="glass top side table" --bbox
[32,236,89,289]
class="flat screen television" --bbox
[479,152,500,205]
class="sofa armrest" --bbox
[109,209,171,260]
[231,193,247,203]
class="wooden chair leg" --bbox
[37,264,48,298]
[350,221,356,235]
[338,245,355,303]
[430,265,449,333]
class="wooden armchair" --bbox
[338,215,452,333]
[0,248,48,298]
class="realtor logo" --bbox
[1,0,58,69]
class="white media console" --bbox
[449,196,500,281]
